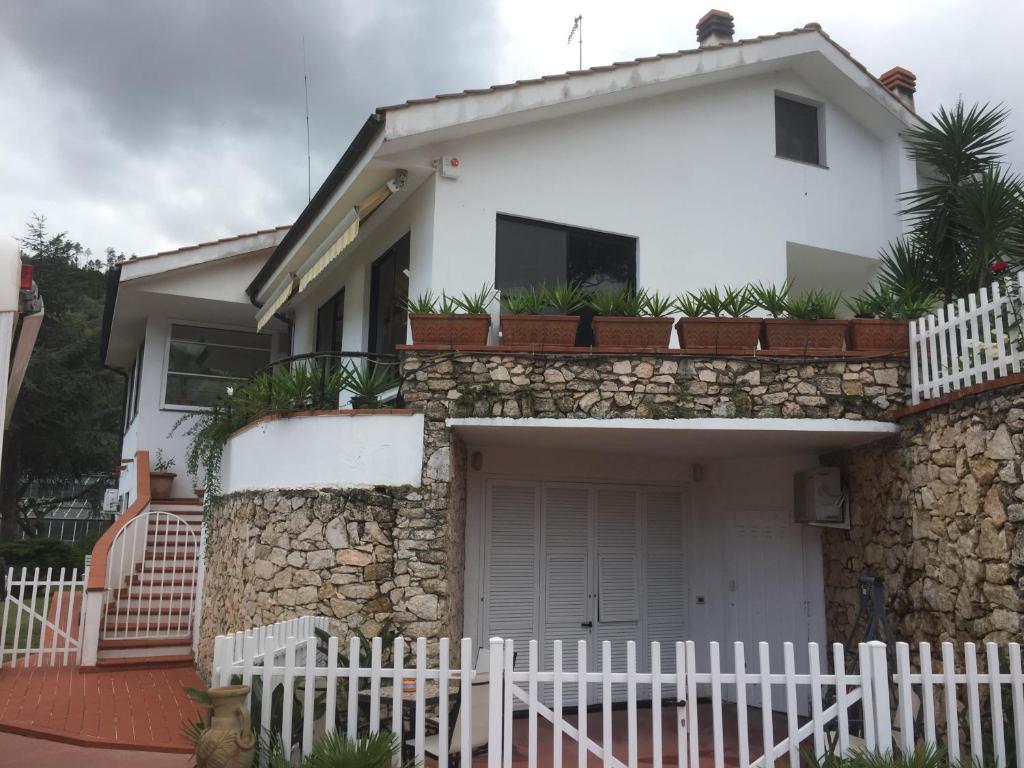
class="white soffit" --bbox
[446,417,899,459]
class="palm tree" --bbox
[879,101,1024,303]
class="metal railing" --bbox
[259,350,404,410]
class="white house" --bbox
[94,11,956,685]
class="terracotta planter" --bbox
[761,318,849,353]
[408,313,490,345]
[500,315,580,346]
[149,472,175,500]
[848,318,909,354]
[195,685,256,768]
[591,316,674,348]
[675,317,763,351]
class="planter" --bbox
[408,313,490,345]
[848,318,909,354]
[500,315,580,346]
[761,318,849,353]
[195,685,256,768]
[591,316,674,348]
[675,317,763,351]
[149,471,176,500]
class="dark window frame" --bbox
[315,288,346,353]
[774,93,826,167]
[368,233,411,355]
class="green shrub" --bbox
[0,537,89,575]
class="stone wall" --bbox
[400,352,910,421]
[824,383,1024,645]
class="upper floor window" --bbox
[123,342,144,433]
[315,289,345,353]
[164,324,272,408]
[369,234,410,355]
[495,214,636,345]
[775,94,822,166]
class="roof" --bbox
[127,225,290,264]
[374,25,916,118]
[249,21,918,299]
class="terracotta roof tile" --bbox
[128,226,290,263]
[373,25,916,118]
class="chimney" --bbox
[879,67,917,111]
[696,9,735,47]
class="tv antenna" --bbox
[568,15,583,70]
[302,34,312,202]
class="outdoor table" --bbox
[357,678,463,757]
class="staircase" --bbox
[95,499,203,669]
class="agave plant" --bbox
[750,280,794,318]
[587,285,644,316]
[402,291,439,314]
[719,285,758,318]
[785,289,841,320]
[674,291,708,317]
[453,283,498,314]
[543,282,587,314]
[340,360,401,408]
[641,290,676,317]
[501,285,548,315]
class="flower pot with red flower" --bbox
[675,285,762,351]
[405,285,495,346]
[499,283,583,346]
[588,287,674,349]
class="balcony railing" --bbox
[910,272,1024,404]
[260,350,404,410]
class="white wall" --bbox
[220,412,425,493]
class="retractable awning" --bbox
[255,273,297,331]
[297,208,360,294]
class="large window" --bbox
[123,342,144,433]
[495,214,636,345]
[164,324,272,407]
[775,94,822,166]
[369,234,410,354]
[315,289,345,353]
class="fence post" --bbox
[487,637,504,768]
[868,641,893,754]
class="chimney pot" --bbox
[696,9,735,47]
[879,66,916,111]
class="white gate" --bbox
[103,509,199,640]
[1,564,88,667]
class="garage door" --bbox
[483,480,686,702]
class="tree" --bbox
[880,102,1024,303]
[0,216,124,538]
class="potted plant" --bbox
[845,285,937,353]
[753,282,848,353]
[499,283,583,346]
[149,449,176,500]
[404,285,496,345]
[675,285,761,351]
[341,360,401,408]
[589,287,674,348]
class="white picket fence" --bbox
[212,619,1024,768]
[1,564,89,667]
[910,273,1024,404]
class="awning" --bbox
[297,207,360,294]
[255,273,297,332]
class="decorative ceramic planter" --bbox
[675,317,763,350]
[195,685,256,768]
[408,313,490,345]
[848,318,909,353]
[149,472,176,500]
[500,315,580,346]
[591,316,674,348]
[761,318,849,353]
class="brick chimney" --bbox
[696,9,735,47]
[879,67,917,111]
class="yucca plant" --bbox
[786,289,841,320]
[750,280,794,318]
[501,286,548,315]
[402,291,439,314]
[340,360,401,408]
[719,285,758,317]
[453,283,498,314]
[544,282,587,314]
[675,291,708,317]
[587,285,643,316]
[641,290,676,317]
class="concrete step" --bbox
[97,637,193,660]
[91,653,194,671]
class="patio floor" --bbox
[0,662,203,752]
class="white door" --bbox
[483,480,686,704]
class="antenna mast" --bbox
[568,15,583,70]
[302,34,311,202]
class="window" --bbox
[164,324,272,407]
[315,289,345,353]
[123,343,144,433]
[369,234,410,354]
[495,214,636,345]
[775,95,821,165]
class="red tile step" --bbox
[91,653,195,671]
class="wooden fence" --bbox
[212,619,1024,768]
[910,273,1024,404]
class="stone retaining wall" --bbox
[824,383,1024,644]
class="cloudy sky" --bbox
[1,0,1021,258]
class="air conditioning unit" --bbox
[102,488,119,514]
[793,467,849,528]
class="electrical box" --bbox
[793,467,849,528]
[433,156,461,179]
[102,488,119,514]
